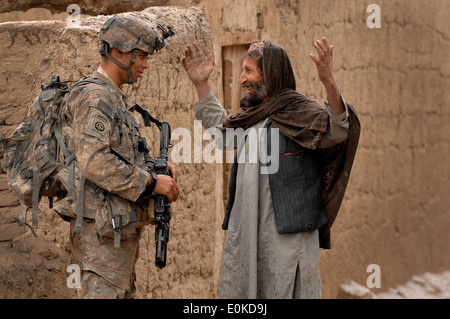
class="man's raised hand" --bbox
[182,42,214,99]
[309,37,335,86]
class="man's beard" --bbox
[243,78,267,106]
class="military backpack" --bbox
[0,75,111,232]
[1,74,160,248]
[1,75,77,230]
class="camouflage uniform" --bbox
[53,13,162,299]
[55,66,152,298]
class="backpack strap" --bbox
[73,175,86,238]
[53,125,71,161]
[32,170,40,229]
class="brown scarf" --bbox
[222,41,361,249]
[223,88,329,149]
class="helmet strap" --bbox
[102,44,140,84]
[126,49,140,84]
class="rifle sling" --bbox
[133,104,162,128]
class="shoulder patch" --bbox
[93,114,108,133]
[85,107,112,141]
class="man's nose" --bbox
[239,71,246,85]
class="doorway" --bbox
[220,44,250,209]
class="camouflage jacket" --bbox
[54,66,153,221]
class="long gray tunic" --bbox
[193,92,349,299]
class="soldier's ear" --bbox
[110,48,124,59]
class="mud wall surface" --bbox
[0,0,449,299]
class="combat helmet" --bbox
[98,13,173,84]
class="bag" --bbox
[1,75,74,229]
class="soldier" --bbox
[55,13,179,299]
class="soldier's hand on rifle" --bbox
[148,172,179,203]
[167,163,178,183]
[182,42,214,100]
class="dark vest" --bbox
[222,120,328,234]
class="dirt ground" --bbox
[0,225,77,299]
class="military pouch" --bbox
[2,123,36,209]
[2,138,17,168]
[95,192,137,247]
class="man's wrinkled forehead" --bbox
[242,55,259,70]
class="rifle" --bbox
[153,121,172,268]
[133,104,172,268]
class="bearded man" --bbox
[182,39,360,299]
